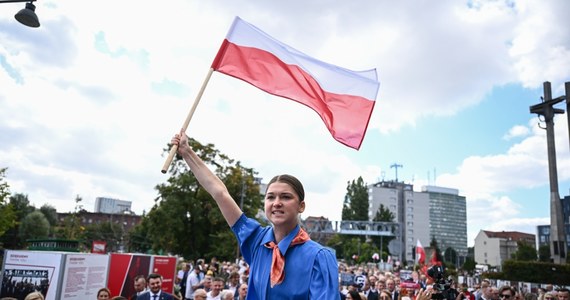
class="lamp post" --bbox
[0,0,40,28]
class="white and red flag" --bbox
[211,16,380,150]
[416,239,426,265]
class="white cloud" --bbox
[503,125,530,140]
[0,0,569,251]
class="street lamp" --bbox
[0,0,40,28]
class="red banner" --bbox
[91,240,107,254]
[107,253,151,297]
[151,256,178,294]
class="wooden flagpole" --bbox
[161,68,215,173]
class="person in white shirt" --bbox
[206,278,224,300]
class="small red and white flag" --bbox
[211,17,380,150]
[416,239,426,265]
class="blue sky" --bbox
[1,0,569,247]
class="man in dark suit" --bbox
[387,278,399,300]
[130,275,148,300]
[137,273,175,300]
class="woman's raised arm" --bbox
[171,129,243,226]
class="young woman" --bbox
[171,130,339,299]
[97,288,111,300]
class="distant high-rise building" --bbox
[422,185,468,265]
[367,181,467,265]
[368,181,430,264]
[94,197,132,214]
[537,195,570,249]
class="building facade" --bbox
[368,181,430,264]
[367,181,468,265]
[423,185,468,265]
[474,230,536,269]
[536,195,570,249]
[94,197,132,214]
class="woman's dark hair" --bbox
[348,290,361,299]
[266,174,305,201]
[97,287,110,297]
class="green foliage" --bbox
[538,244,550,262]
[430,237,444,262]
[483,260,570,285]
[335,177,375,261]
[342,177,369,221]
[59,195,84,240]
[81,221,124,252]
[334,236,380,264]
[19,211,50,242]
[0,168,16,237]
[132,138,263,260]
[444,247,458,267]
[127,216,152,254]
[39,204,58,227]
[0,193,36,248]
[462,257,476,275]
[511,241,537,261]
[371,204,396,260]
[0,168,9,202]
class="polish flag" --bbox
[211,16,380,150]
[416,239,426,265]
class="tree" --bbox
[82,221,124,252]
[135,138,263,260]
[462,257,476,275]
[59,195,84,240]
[19,211,50,242]
[342,177,369,221]
[430,237,444,262]
[334,177,377,261]
[372,204,396,261]
[0,167,16,237]
[511,241,537,261]
[538,244,551,262]
[39,204,58,227]
[444,247,458,267]
[0,193,36,248]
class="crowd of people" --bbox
[167,255,569,300]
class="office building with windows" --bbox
[368,181,430,264]
[367,181,467,265]
[94,197,132,214]
[536,195,570,248]
[423,185,468,265]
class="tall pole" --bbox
[529,81,567,264]
[566,82,570,152]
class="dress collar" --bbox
[261,225,301,256]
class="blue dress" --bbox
[231,214,340,299]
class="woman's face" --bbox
[264,182,305,227]
[97,291,110,300]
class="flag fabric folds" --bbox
[211,16,380,150]
[416,239,425,265]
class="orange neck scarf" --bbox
[264,227,310,287]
